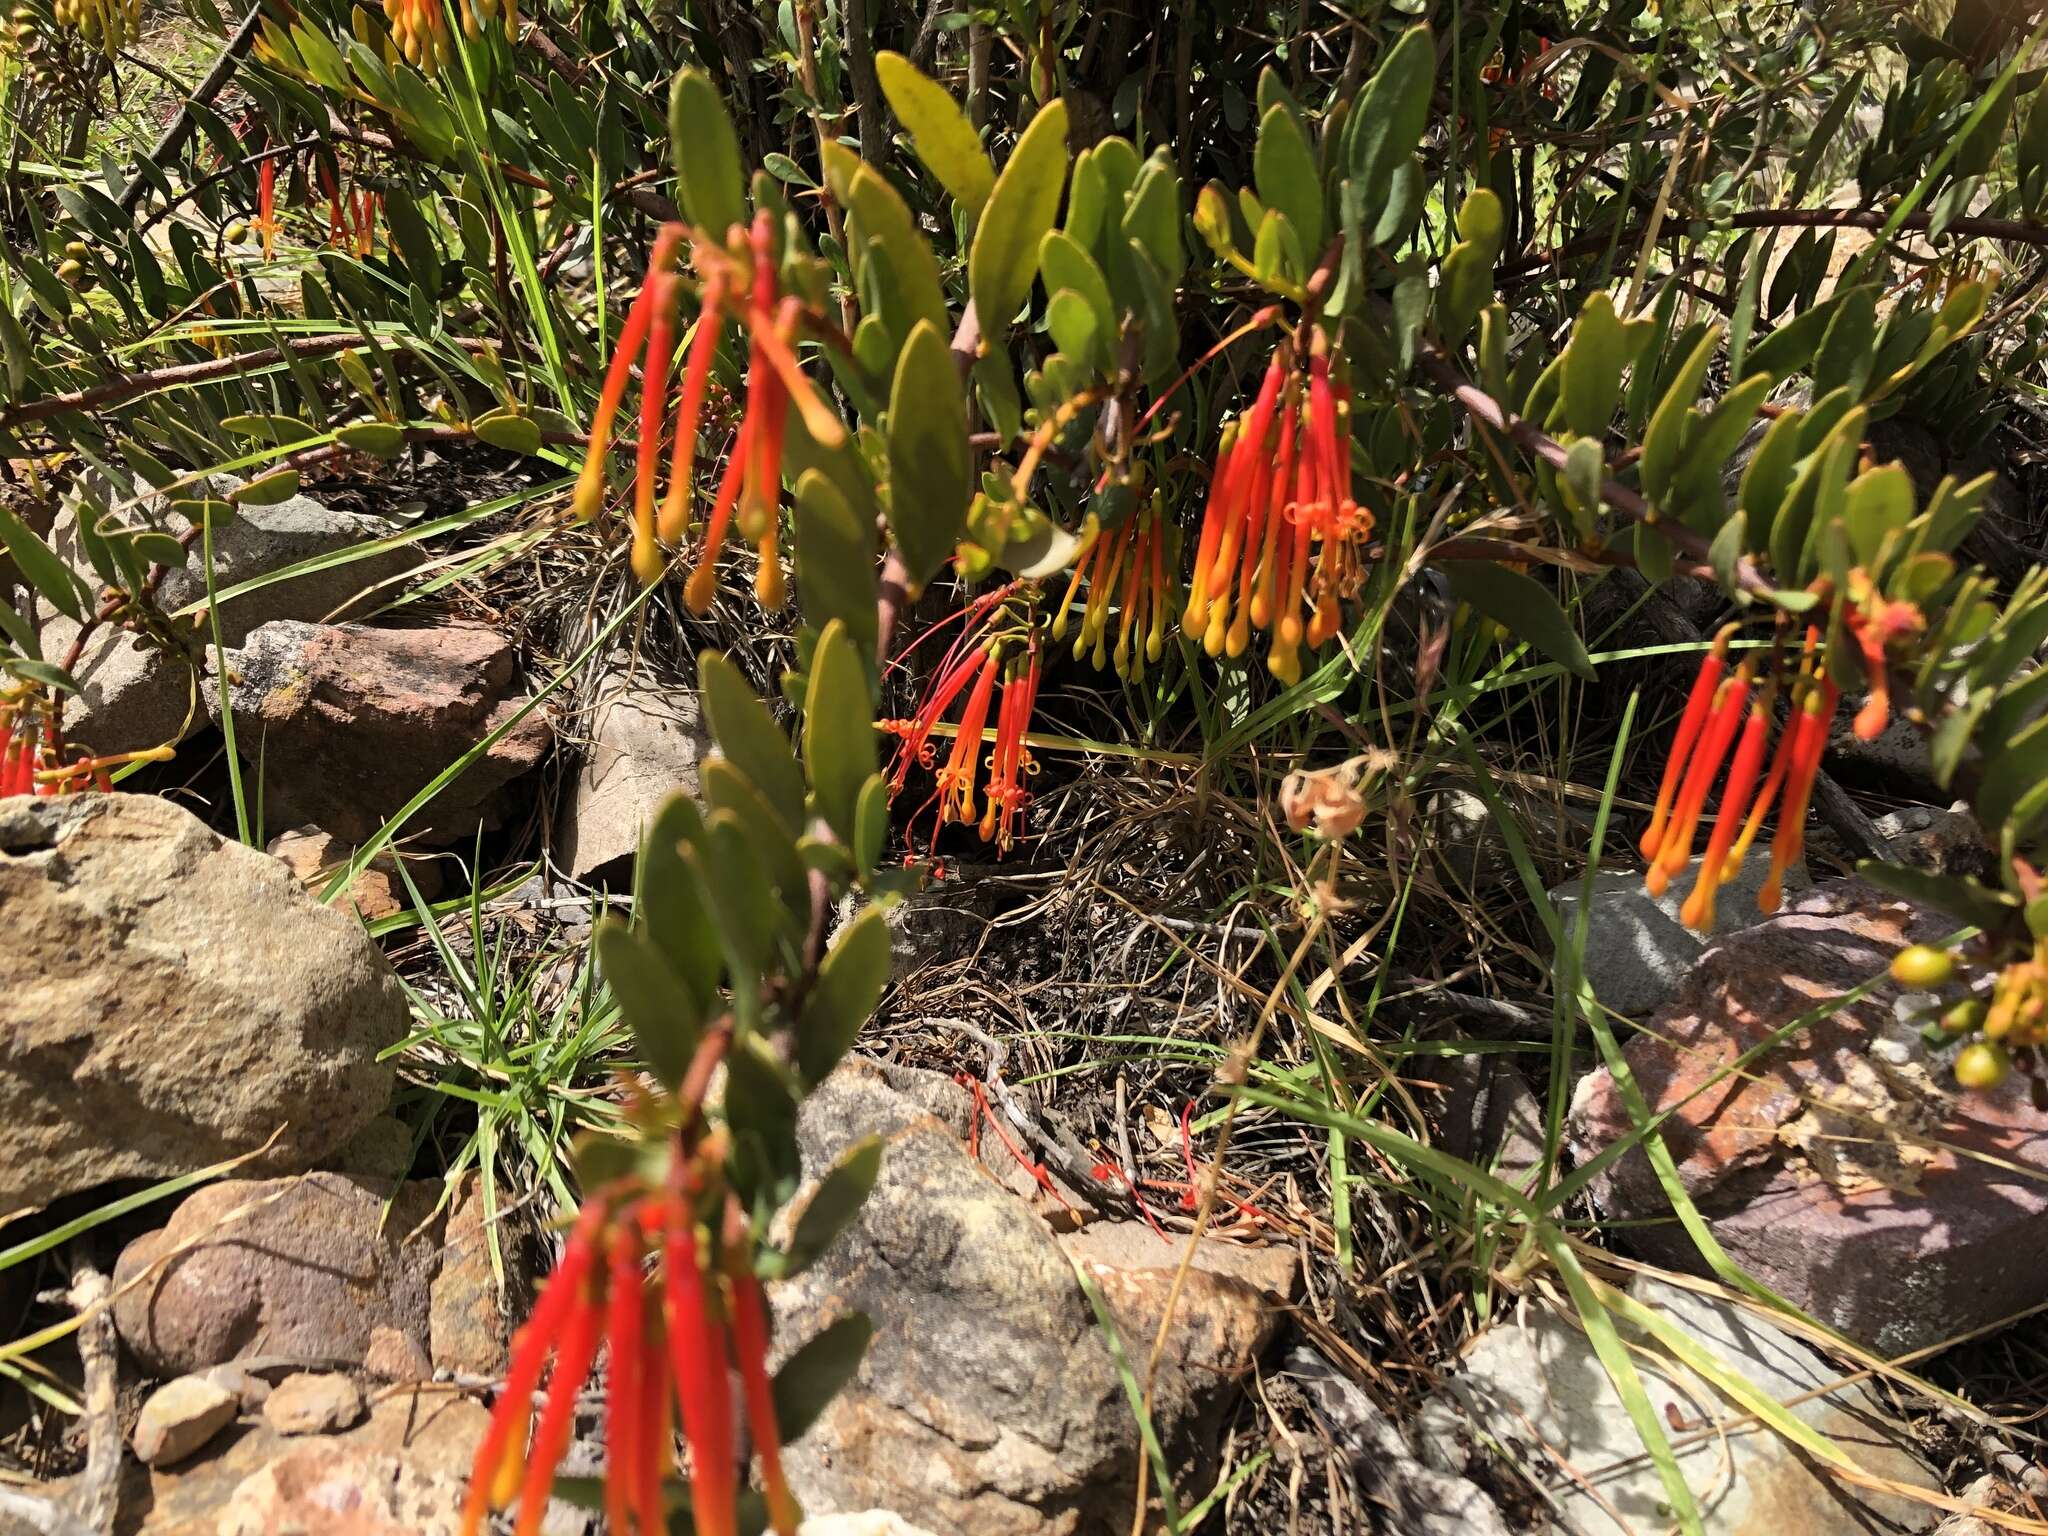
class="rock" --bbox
[1416,1275,1940,1535]
[1425,787,1512,886]
[770,1061,1283,1536]
[1826,705,1941,799]
[1874,803,1990,877]
[1549,848,1810,1017]
[800,1518,944,1536]
[112,1173,442,1378]
[132,1375,241,1467]
[1287,1346,1513,1536]
[39,484,420,758]
[332,1113,415,1181]
[210,620,551,845]
[267,825,443,922]
[0,794,405,1213]
[429,1171,518,1378]
[364,1323,435,1382]
[1418,1041,1545,1191]
[1570,878,2048,1355]
[557,658,712,882]
[261,1373,364,1436]
[128,1385,488,1536]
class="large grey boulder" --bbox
[0,794,406,1211]
[771,1062,1288,1535]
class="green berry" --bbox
[1954,1040,2010,1090]
[1890,945,1955,989]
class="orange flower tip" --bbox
[630,535,664,587]
[1852,700,1887,740]
[683,565,717,615]
[569,470,607,524]
[1644,864,1671,899]
[756,558,786,611]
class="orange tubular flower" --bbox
[1761,680,1839,913]
[253,158,279,258]
[936,647,1001,832]
[631,271,682,586]
[657,273,728,548]
[1678,683,1773,932]
[981,635,1042,851]
[570,222,687,525]
[602,1224,646,1536]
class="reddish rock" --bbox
[1569,878,2048,1356]
[112,1174,443,1377]
[427,1171,520,1378]
[211,621,551,845]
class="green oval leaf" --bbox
[336,421,407,460]
[231,469,302,507]
[472,407,542,456]
[1441,559,1594,680]
[876,51,995,215]
[969,98,1070,335]
[885,319,972,589]
[804,620,877,846]
[669,67,748,240]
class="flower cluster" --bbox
[573,215,807,616]
[1639,627,1839,931]
[460,1148,797,1536]
[49,0,135,53]
[383,0,514,71]
[1050,494,1174,679]
[883,585,1044,854]
[1183,330,1372,685]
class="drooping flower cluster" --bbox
[1050,494,1174,679]
[1639,627,1839,931]
[0,702,162,797]
[1184,330,1372,685]
[573,214,811,616]
[318,158,381,258]
[49,0,136,54]
[883,585,1044,853]
[460,1148,798,1536]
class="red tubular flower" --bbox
[1679,684,1774,932]
[511,1262,606,1536]
[657,273,729,548]
[1646,665,1752,899]
[723,1256,799,1536]
[662,1198,737,1536]
[1249,398,1297,636]
[981,636,1042,850]
[888,639,992,790]
[685,422,751,616]
[253,158,279,258]
[570,223,687,525]
[1639,633,1731,863]
[460,1200,610,1536]
[603,1224,648,1536]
